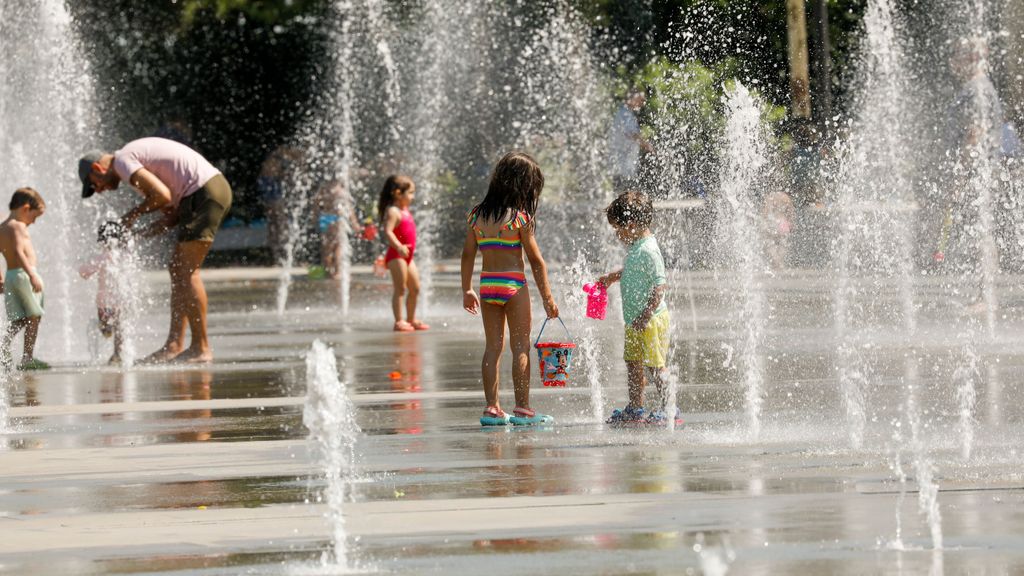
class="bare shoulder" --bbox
[0,220,18,250]
[9,220,29,238]
[0,219,24,237]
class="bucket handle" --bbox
[534,317,573,347]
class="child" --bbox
[379,175,428,332]
[461,151,559,426]
[597,191,672,424]
[0,188,48,370]
[315,179,363,279]
[79,221,127,364]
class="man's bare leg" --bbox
[173,240,214,363]
[145,241,212,363]
[142,267,188,364]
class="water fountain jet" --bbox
[303,340,361,569]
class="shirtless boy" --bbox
[0,187,48,370]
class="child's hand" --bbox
[398,244,411,258]
[463,290,481,315]
[30,275,43,293]
[544,298,559,318]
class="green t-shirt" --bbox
[620,235,667,325]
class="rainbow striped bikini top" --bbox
[467,206,532,251]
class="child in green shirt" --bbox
[597,191,672,424]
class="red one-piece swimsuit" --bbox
[385,207,417,264]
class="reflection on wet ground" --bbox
[3,270,1024,574]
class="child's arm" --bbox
[460,226,480,315]
[631,284,666,332]
[139,208,179,238]
[520,223,559,318]
[79,254,103,279]
[598,270,623,286]
[120,168,173,229]
[382,206,409,257]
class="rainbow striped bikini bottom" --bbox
[480,271,527,306]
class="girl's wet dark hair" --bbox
[377,175,415,223]
[474,151,544,222]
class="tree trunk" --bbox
[810,0,832,133]
[1005,0,1024,121]
[786,0,812,120]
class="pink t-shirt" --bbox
[113,137,221,208]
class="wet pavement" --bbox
[3,266,1024,575]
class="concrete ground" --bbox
[2,265,1024,575]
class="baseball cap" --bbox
[78,151,104,198]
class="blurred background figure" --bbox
[256,144,302,264]
[314,179,363,280]
[607,88,653,192]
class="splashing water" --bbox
[695,533,733,576]
[303,340,361,568]
[959,0,1003,339]
[663,364,680,432]
[835,340,869,450]
[832,0,922,449]
[0,371,9,434]
[105,233,143,367]
[953,342,980,461]
[904,358,943,550]
[890,435,908,550]
[566,252,605,422]
[276,168,311,316]
[0,0,98,361]
[717,83,772,440]
[280,0,401,316]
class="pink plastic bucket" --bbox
[583,283,608,320]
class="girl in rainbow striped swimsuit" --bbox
[460,152,560,427]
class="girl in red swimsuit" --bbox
[378,175,429,332]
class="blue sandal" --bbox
[644,410,684,426]
[509,407,553,426]
[606,406,646,425]
[480,406,511,427]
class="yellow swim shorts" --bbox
[623,309,670,368]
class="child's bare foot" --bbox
[410,320,430,331]
[140,345,183,365]
[174,347,213,364]
[107,354,122,366]
[393,321,415,332]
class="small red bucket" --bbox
[534,318,576,387]
[361,219,379,241]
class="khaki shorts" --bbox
[179,174,232,242]
[5,269,44,321]
[624,309,670,368]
